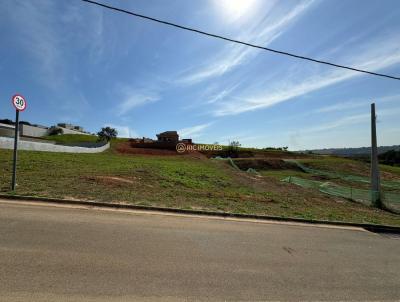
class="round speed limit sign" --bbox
[12,94,27,111]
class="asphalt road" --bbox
[0,200,399,301]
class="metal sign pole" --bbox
[11,109,20,191]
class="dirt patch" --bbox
[305,159,400,181]
[82,176,136,187]
[200,149,311,159]
[115,142,206,159]
[98,176,135,184]
[232,158,301,171]
[116,142,178,155]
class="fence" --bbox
[282,176,400,213]
[285,159,400,190]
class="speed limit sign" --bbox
[10,93,27,191]
[11,94,27,111]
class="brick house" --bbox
[156,131,179,143]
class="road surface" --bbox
[0,200,399,301]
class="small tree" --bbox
[97,127,118,142]
[226,140,241,158]
[0,119,14,125]
[48,126,63,136]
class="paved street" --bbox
[0,200,399,301]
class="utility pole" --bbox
[370,103,381,208]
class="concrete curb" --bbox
[1,194,399,234]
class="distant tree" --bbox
[283,146,289,151]
[0,119,14,125]
[379,150,400,166]
[226,140,241,158]
[48,126,63,136]
[229,141,241,148]
[97,127,118,142]
[213,141,219,145]
[20,121,31,126]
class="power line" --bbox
[81,0,400,81]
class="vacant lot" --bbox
[1,141,400,226]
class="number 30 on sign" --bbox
[12,94,27,111]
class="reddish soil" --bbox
[82,176,137,188]
[200,149,311,159]
[115,142,206,159]
[232,158,301,170]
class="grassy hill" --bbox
[42,134,98,144]
[42,134,129,149]
[0,143,399,226]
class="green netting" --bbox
[246,168,260,175]
[285,160,400,190]
[213,157,261,175]
[282,176,400,212]
[214,157,400,212]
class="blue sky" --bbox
[1,0,399,150]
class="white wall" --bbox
[0,124,15,138]
[0,137,109,153]
[59,127,91,135]
[19,124,48,137]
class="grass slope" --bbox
[42,134,98,144]
[0,148,399,226]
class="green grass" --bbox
[42,134,129,150]
[296,156,400,187]
[42,134,98,144]
[0,148,399,226]
[260,169,314,180]
[298,156,368,175]
[381,164,400,176]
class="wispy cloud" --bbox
[116,88,160,116]
[178,123,212,138]
[6,0,61,87]
[300,107,400,134]
[212,33,400,116]
[207,85,239,104]
[313,93,400,114]
[313,100,366,113]
[177,0,315,85]
[4,0,104,88]
[218,133,264,145]
[303,113,370,134]
[104,124,138,138]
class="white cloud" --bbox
[104,124,138,138]
[207,85,239,104]
[299,107,400,134]
[304,113,370,133]
[178,123,212,138]
[5,1,104,88]
[313,93,400,114]
[6,0,60,87]
[212,33,400,116]
[177,0,315,85]
[314,101,366,113]
[116,89,160,116]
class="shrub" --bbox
[48,126,63,136]
[97,127,118,142]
